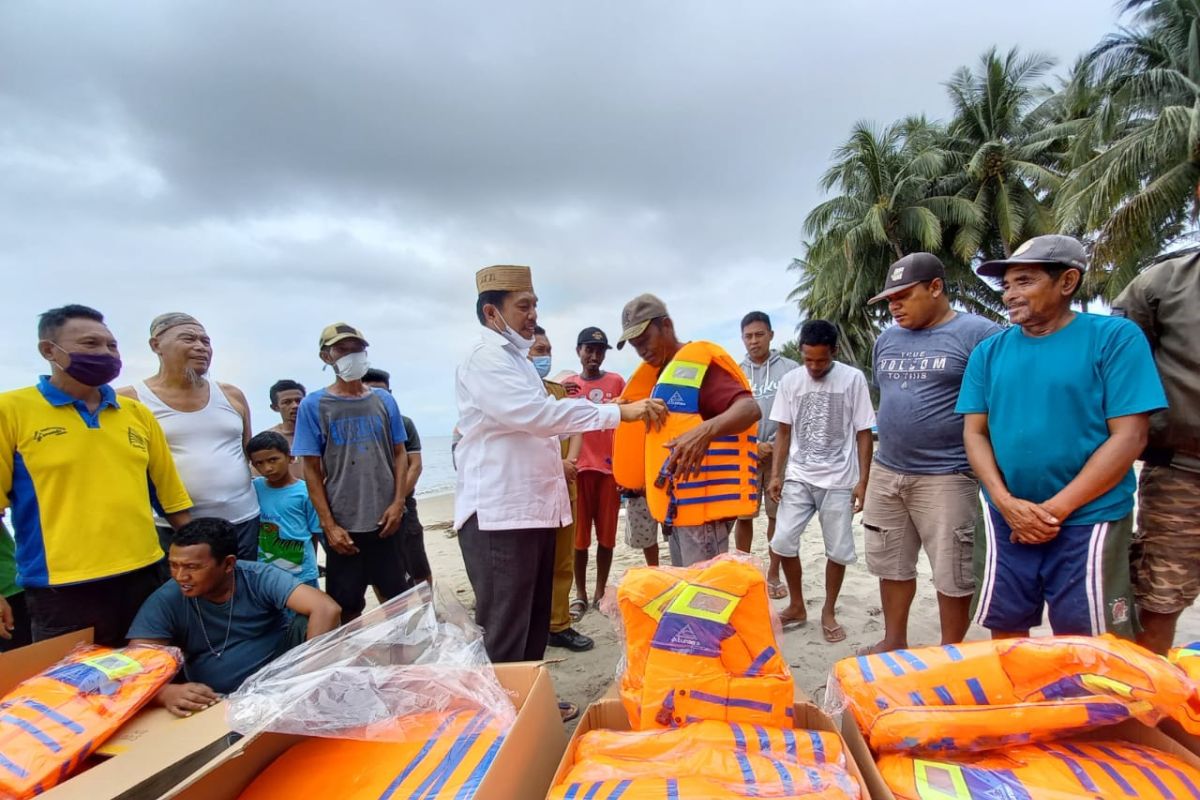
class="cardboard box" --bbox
[840,713,1200,800]
[550,699,869,797]
[0,630,238,800]
[163,662,566,800]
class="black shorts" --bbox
[398,505,431,582]
[24,563,164,647]
[324,529,411,620]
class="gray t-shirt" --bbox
[873,313,1001,474]
[739,351,801,445]
[291,387,407,532]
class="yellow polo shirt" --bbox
[0,377,192,587]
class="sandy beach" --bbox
[412,491,1200,720]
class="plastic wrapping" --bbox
[0,643,181,800]
[551,722,861,799]
[878,741,1200,800]
[609,553,793,730]
[236,708,505,800]
[1168,641,1200,732]
[225,582,516,740]
[827,634,1198,754]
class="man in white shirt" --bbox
[767,320,875,643]
[455,265,666,663]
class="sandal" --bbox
[767,580,788,600]
[558,701,579,723]
[822,623,847,644]
[569,597,588,623]
[778,614,808,631]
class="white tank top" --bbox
[135,380,259,524]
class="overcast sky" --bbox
[0,1,1118,434]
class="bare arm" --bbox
[767,422,791,503]
[1042,414,1150,523]
[377,443,409,537]
[115,385,138,400]
[285,584,342,638]
[963,413,1059,542]
[304,456,355,554]
[165,510,192,530]
[405,451,423,496]
[220,383,253,451]
[666,395,762,478]
[852,428,874,513]
[129,637,220,716]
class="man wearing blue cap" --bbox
[958,235,1166,639]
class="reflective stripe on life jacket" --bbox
[612,341,757,526]
[0,644,181,799]
[618,557,794,731]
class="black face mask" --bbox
[50,344,122,386]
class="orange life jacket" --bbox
[612,341,758,526]
[878,741,1200,800]
[617,557,794,731]
[834,635,1195,754]
[0,643,180,799]
[237,709,505,800]
[549,775,859,799]
[1167,640,1200,732]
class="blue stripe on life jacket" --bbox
[895,650,927,671]
[0,751,28,779]
[945,644,964,661]
[672,493,741,506]
[676,478,741,490]
[908,691,926,706]
[966,678,989,705]
[21,699,86,735]
[377,711,463,800]
[783,728,797,759]
[688,690,773,713]
[413,712,491,800]
[712,435,740,442]
[1059,743,1135,795]
[736,752,755,787]
[561,784,581,800]
[877,651,906,677]
[1135,745,1200,796]
[752,724,770,752]
[806,730,825,764]
[744,646,777,676]
[606,780,632,799]
[706,448,741,457]
[454,732,505,800]
[933,686,954,705]
[770,758,794,794]
[856,655,875,683]
[1095,744,1173,798]
[732,723,748,751]
[581,781,603,800]
[665,778,679,800]
[2,714,62,752]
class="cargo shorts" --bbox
[863,461,980,597]
[1132,464,1200,615]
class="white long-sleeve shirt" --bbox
[454,327,621,530]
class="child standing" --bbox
[247,432,322,588]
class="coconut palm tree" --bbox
[1056,0,1200,298]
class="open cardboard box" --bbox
[162,661,566,800]
[551,699,870,798]
[839,712,1200,800]
[0,630,237,800]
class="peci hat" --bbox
[576,326,611,349]
[977,235,1088,278]
[150,312,202,338]
[319,322,369,349]
[475,265,534,294]
[868,253,946,304]
[616,294,669,350]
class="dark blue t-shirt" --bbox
[127,561,301,694]
[956,313,1166,525]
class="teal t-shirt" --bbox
[253,478,321,584]
[956,313,1166,525]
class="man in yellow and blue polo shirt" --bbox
[0,304,193,646]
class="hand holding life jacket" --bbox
[612,342,758,526]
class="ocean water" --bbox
[414,435,456,498]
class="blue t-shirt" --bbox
[253,478,320,583]
[292,387,406,532]
[874,313,1002,474]
[127,561,301,694]
[956,313,1166,524]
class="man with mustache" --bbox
[959,235,1166,639]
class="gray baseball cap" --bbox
[977,235,1087,278]
[868,253,947,304]
[616,293,669,349]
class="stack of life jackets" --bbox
[0,643,181,799]
[612,341,759,527]
[237,709,505,800]
[548,720,862,799]
[616,556,794,730]
[832,636,1200,799]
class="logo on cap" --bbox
[891,266,904,281]
[1013,240,1035,258]
[592,331,604,341]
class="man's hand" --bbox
[325,524,359,555]
[158,683,220,717]
[377,502,406,538]
[562,379,582,397]
[996,496,1060,543]
[852,481,867,514]
[0,595,13,640]
[758,441,773,459]
[767,475,783,504]
[664,422,716,479]
[562,459,578,483]
[619,398,668,430]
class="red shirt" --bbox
[564,371,626,473]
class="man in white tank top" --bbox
[117,313,260,561]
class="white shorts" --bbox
[769,479,856,565]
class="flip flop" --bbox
[569,597,588,623]
[778,615,808,631]
[767,580,788,600]
[822,623,847,644]
[558,701,579,723]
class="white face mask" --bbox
[491,312,534,352]
[333,351,370,381]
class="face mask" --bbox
[490,312,535,352]
[48,343,122,387]
[531,356,552,378]
[333,351,370,382]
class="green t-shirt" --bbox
[0,521,18,598]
